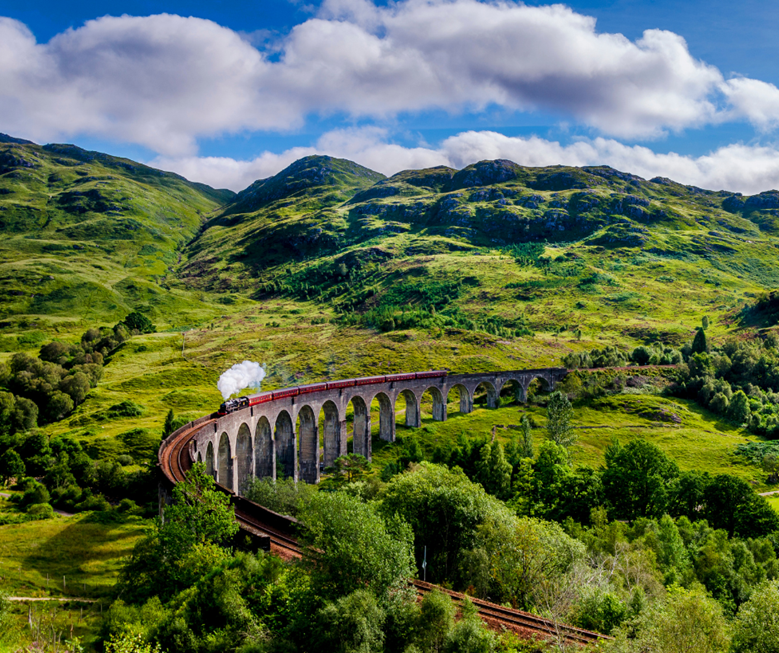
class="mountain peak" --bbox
[223,155,385,216]
[0,133,36,145]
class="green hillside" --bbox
[5,141,779,650]
[0,136,234,339]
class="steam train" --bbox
[217,370,448,416]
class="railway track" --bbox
[413,580,603,645]
[158,418,607,646]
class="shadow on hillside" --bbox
[23,514,143,598]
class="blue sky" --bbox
[1,0,779,192]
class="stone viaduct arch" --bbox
[186,368,567,492]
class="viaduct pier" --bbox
[157,366,613,645]
[170,367,567,495]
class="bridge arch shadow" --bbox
[420,386,446,421]
[371,392,394,444]
[275,410,295,480]
[236,422,252,495]
[350,396,371,459]
[446,383,472,416]
[397,389,420,428]
[298,405,319,484]
[255,416,274,480]
[473,381,498,409]
[320,400,341,469]
[527,376,553,403]
[205,441,215,478]
[217,432,233,490]
[500,379,524,406]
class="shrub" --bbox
[26,503,54,520]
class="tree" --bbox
[417,590,456,653]
[317,590,386,653]
[728,390,751,425]
[602,439,679,520]
[123,312,155,334]
[443,598,495,653]
[703,474,779,538]
[475,442,512,500]
[702,316,710,330]
[300,491,414,602]
[119,463,238,602]
[732,580,779,653]
[546,391,575,448]
[692,327,709,354]
[60,371,90,405]
[162,409,175,437]
[632,345,654,366]
[763,453,779,484]
[467,514,586,610]
[162,463,238,551]
[613,586,730,653]
[324,453,370,487]
[45,390,74,421]
[519,414,534,459]
[379,463,510,583]
[0,449,25,485]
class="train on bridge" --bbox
[218,370,448,416]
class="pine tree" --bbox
[163,409,175,437]
[691,327,708,354]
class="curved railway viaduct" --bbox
[158,366,610,645]
[180,368,567,494]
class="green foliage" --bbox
[691,327,709,354]
[0,448,25,483]
[546,391,575,448]
[465,513,585,611]
[162,409,175,437]
[299,491,415,602]
[612,586,730,653]
[732,581,779,653]
[316,589,386,653]
[417,590,456,653]
[518,414,534,459]
[378,463,511,583]
[475,441,512,500]
[323,453,371,488]
[105,633,163,653]
[603,439,679,521]
[243,476,316,517]
[123,312,156,335]
[119,463,238,603]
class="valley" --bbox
[2,136,779,650]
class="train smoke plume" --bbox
[217,361,266,400]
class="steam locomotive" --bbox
[217,370,447,416]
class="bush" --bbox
[108,400,144,418]
[26,503,54,520]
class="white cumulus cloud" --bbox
[2,2,779,154]
[153,127,779,196]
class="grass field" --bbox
[0,513,147,651]
[369,393,770,490]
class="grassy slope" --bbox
[3,148,779,646]
[0,138,234,340]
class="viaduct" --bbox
[177,368,568,496]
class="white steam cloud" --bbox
[217,360,266,400]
